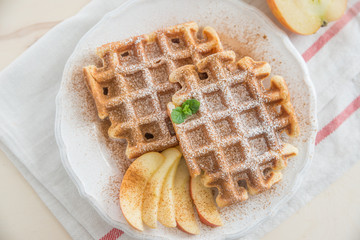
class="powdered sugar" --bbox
[84,22,223,158]
[57,0,316,238]
[168,52,299,206]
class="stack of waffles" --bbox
[83,22,299,207]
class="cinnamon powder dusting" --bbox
[66,55,132,204]
[63,21,310,233]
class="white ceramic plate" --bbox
[55,0,317,239]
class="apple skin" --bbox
[190,175,223,228]
[267,0,298,34]
[119,152,164,231]
[174,159,200,235]
[197,212,220,228]
[267,0,318,35]
[176,223,187,234]
[267,0,347,35]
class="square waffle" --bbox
[167,51,299,207]
[83,22,223,159]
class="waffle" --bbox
[83,22,223,159]
[167,51,299,207]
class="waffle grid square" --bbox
[83,22,223,158]
[167,51,299,207]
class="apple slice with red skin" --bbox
[174,159,200,235]
[190,175,223,227]
[267,0,347,35]
[119,152,164,231]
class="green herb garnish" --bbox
[171,99,200,124]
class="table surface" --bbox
[1,0,360,239]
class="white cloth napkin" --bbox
[0,0,359,239]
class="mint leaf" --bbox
[171,99,200,124]
[171,107,186,124]
[182,99,200,114]
[182,104,192,117]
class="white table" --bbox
[1,0,360,239]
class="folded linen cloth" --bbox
[0,0,359,239]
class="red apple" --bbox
[267,0,347,35]
[190,175,223,227]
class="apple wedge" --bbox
[119,152,164,231]
[174,159,200,235]
[267,0,347,35]
[190,175,223,227]
[142,148,182,228]
[157,150,182,228]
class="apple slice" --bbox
[267,0,347,35]
[119,152,164,231]
[190,175,223,227]
[142,148,182,228]
[157,150,181,228]
[174,159,200,235]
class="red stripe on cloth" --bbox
[316,96,360,145]
[99,228,123,240]
[99,4,360,240]
[302,1,360,62]
[98,96,359,240]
